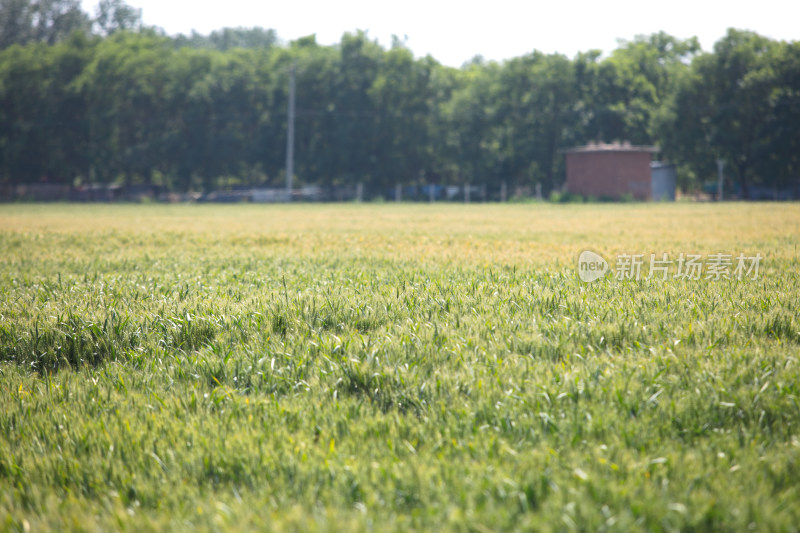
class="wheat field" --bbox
[1,203,799,531]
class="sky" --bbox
[82,0,798,67]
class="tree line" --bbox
[1,0,798,198]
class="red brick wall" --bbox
[566,151,652,200]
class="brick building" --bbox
[564,142,661,200]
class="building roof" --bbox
[562,141,659,154]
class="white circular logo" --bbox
[578,250,609,283]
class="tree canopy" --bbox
[1,0,798,197]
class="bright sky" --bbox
[82,0,798,67]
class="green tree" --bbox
[663,29,793,197]
[329,31,383,187]
[441,59,504,188]
[72,32,178,186]
[758,40,800,192]
[1,0,90,48]
[0,42,54,183]
[368,45,438,189]
[471,52,580,193]
[0,0,34,48]
[0,32,95,185]
[93,0,142,36]
[173,27,278,52]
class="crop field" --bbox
[1,202,799,532]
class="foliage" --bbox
[0,0,798,194]
[660,30,800,196]
[92,0,143,36]
[0,0,89,48]
[172,27,278,52]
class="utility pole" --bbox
[285,63,296,202]
[716,159,725,201]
